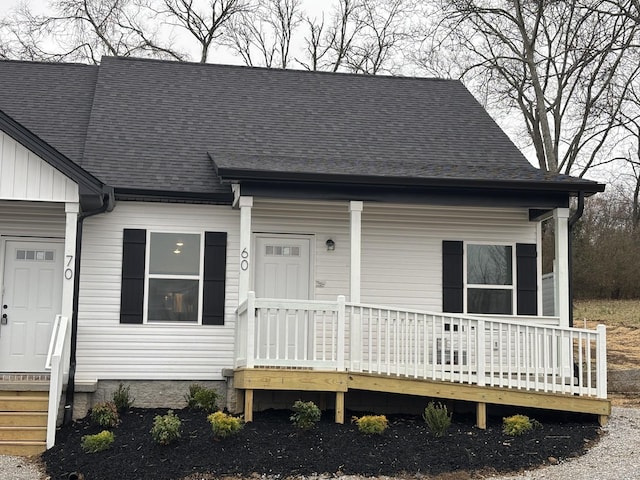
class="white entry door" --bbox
[254,235,312,361]
[0,240,64,372]
[255,236,311,300]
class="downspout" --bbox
[567,191,585,328]
[63,187,115,425]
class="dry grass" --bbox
[574,299,640,371]
[574,299,640,328]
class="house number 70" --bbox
[65,255,74,280]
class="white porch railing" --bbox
[235,293,607,399]
[44,314,70,449]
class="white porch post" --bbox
[349,201,363,371]
[61,202,79,322]
[238,196,253,305]
[554,208,570,327]
[349,201,363,303]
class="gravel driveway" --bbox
[1,407,638,480]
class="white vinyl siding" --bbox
[0,130,79,203]
[0,201,66,238]
[360,204,537,311]
[252,199,350,302]
[252,200,536,311]
[75,199,538,382]
[76,202,239,381]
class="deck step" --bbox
[0,412,48,427]
[0,440,46,456]
[0,390,49,454]
[0,395,49,411]
[0,426,47,441]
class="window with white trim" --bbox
[147,232,202,322]
[465,244,514,314]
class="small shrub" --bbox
[423,401,452,437]
[185,384,219,413]
[112,383,135,412]
[90,401,120,428]
[81,430,115,453]
[208,411,244,438]
[290,400,321,429]
[503,414,542,436]
[353,415,388,435]
[150,410,182,445]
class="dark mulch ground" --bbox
[42,407,601,480]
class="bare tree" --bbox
[151,0,249,63]
[225,0,301,68]
[298,0,417,74]
[422,0,639,176]
[2,0,182,64]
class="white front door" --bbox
[0,240,64,372]
[254,235,312,360]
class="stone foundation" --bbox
[69,379,229,419]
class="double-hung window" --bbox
[443,240,536,316]
[465,244,514,315]
[120,229,227,325]
[147,232,202,322]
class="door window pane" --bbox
[149,233,200,275]
[467,245,512,285]
[148,279,199,322]
[467,288,512,314]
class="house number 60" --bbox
[65,255,74,280]
[240,248,249,271]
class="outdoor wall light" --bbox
[326,239,336,251]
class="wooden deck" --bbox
[233,368,611,428]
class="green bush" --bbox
[208,411,244,438]
[150,410,182,445]
[290,400,321,430]
[90,401,120,428]
[112,383,135,412]
[81,430,115,453]
[354,415,388,435]
[185,384,219,413]
[503,414,542,436]
[423,401,452,437]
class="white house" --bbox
[0,57,609,455]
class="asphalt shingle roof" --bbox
[0,60,97,164]
[0,56,602,196]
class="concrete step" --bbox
[0,426,47,441]
[0,440,46,456]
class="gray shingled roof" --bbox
[0,60,97,164]
[0,56,602,197]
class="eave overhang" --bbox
[114,187,233,205]
[0,109,109,210]
[216,165,605,207]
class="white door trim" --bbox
[252,233,315,300]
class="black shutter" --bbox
[120,229,146,324]
[516,243,538,315]
[442,240,464,313]
[202,232,227,325]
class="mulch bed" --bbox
[41,407,601,480]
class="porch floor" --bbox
[233,368,611,428]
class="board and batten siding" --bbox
[252,199,351,302]
[360,204,538,310]
[76,202,240,382]
[0,130,79,203]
